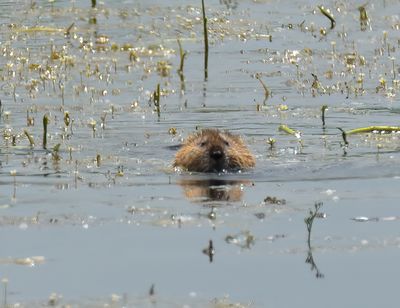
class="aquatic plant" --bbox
[337,127,349,145]
[321,105,328,128]
[63,111,70,127]
[10,170,17,199]
[318,5,335,30]
[149,284,155,296]
[64,23,74,36]
[311,73,324,97]
[168,127,177,135]
[116,165,124,177]
[52,143,61,162]
[2,278,8,308]
[358,5,369,31]
[256,74,270,100]
[177,39,187,93]
[153,83,161,118]
[42,114,50,149]
[156,61,171,77]
[264,196,286,205]
[26,109,34,126]
[88,119,97,137]
[225,231,255,249]
[305,201,323,246]
[96,154,101,167]
[202,240,214,263]
[177,39,187,77]
[267,137,276,150]
[304,202,324,278]
[24,129,35,147]
[201,0,209,80]
[207,206,216,220]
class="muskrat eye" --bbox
[224,140,230,146]
[199,141,207,147]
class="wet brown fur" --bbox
[174,129,255,172]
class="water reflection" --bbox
[304,202,325,279]
[219,0,238,10]
[177,178,252,202]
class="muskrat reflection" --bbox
[178,178,252,202]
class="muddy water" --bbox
[1,0,400,307]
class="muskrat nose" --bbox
[210,149,223,160]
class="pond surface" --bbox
[1,0,400,307]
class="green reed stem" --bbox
[321,105,328,128]
[201,0,209,80]
[43,114,49,149]
[24,129,35,147]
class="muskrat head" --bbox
[174,129,255,173]
[196,130,230,172]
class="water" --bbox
[1,0,400,307]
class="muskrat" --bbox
[173,129,255,172]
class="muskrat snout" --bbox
[210,147,224,161]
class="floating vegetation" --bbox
[278,124,302,141]
[168,127,177,135]
[0,256,45,266]
[225,231,255,249]
[52,143,61,162]
[311,73,324,97]
[317,5,335,30]
[263,196,286,205]
[14,26,66,34]
[266,137,276,150]
[156,61,171,77]
[346,126,400,135]
[351,216,400,222]
[358,5,370,31]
